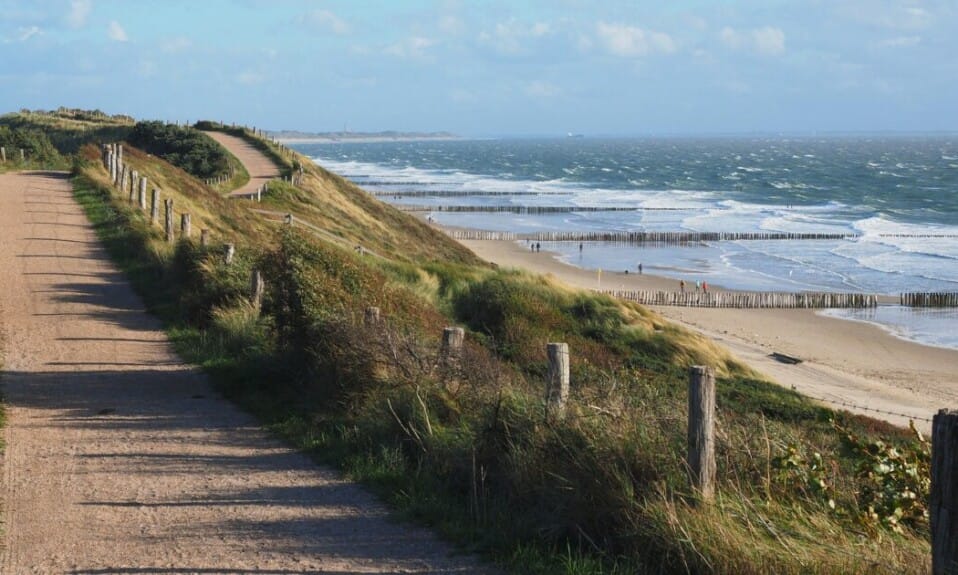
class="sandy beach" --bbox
[460,237,958,431]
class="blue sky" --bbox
[1,0,956,135]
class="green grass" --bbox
[61,116,932,574]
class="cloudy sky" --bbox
[0,0,955,135]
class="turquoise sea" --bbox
[293,137,958,350]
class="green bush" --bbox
[127,121,231,179]
[0,125,63,165]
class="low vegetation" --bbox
[5,109,932,573]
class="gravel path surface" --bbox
[0,171,494,574]
[202,131,282,197]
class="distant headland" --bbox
[269,130,458,144]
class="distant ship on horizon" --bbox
[567,132,585,138]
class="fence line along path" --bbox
[0,173,496,573]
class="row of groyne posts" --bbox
[446,229,855,243]
[0,146,27,163]
[600,289,881,309]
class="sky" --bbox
[0,0,956,136]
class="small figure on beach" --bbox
[702,281,709,293]
[695,280,701,292]
[624,269,629,275]
[579,242,583,252]
[680,280,686,293]
[638,263,643,274]
[536,242,541,252]
[530,243,535,252]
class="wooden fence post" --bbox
[545,343,570,418]
[1,146,5,163]
[224,243,235,265]
[180,213,191,238]
[284,213,293,226]
[364,306,381,326]
[19,148,25,162]
[138,178,148,210]
[150,188,160,224]
[200,229,209,247]
[441,326,465,385]
[932,409,958,574]
[250,269,264,308]
[688,365,716,501]
[164,199,174,243]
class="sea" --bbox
[290,137,958,351]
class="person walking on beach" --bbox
[579,242,583,253]
[536,242,541,253]
[702,281,709,293]
[680,280,685,293]
[638,263,642,274]
[695,280,701,292]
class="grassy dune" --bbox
[13,111,932,574]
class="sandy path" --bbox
[461,238,958,431]
[203,131,282,197]
[0,171,494,573]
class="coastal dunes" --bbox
[459,237,958,430]
[6,111,933,573]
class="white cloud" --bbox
[595,21,676,57]
[879,35,921,47]
[301,9,349,35]
[524,81,560,98]
[720,26,785,56]
[236,71,264,85]
[438,15,463,35]
[107,20,127,42]
[67,0,91,29]
[384,36,436,59]
[161,36,192,53]
[838,2,932,31]
[16,26,41,42]
[479,19,554,54]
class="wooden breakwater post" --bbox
[164,199,174,243]
[688,366,716,501]
[150,188,160,224]
[250,269,264,308]
[932,409,958,574]
[180,213,191,239]
[545,343,570,418]
[224,243,235,265]
[902,292,958,308]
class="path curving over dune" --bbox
[0,171,494,573]
[203,130,282,197]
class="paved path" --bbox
[0,171,493,573]
[203,131,282,197]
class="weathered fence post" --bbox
[164,199,174,243]
[19,148,25,162]
[545,342,570,418]
[249,269,264,308]
[440,326,465,385]
[284,213,293,226]
[150,188,160,224]
[688,365,716,501]
[364,306,381,326]
[224,243,235,265]
[932,409,958,574]
[200,229,209,247]
[138,178,148,210]
[1,146,6,163]
[180,213,191,238]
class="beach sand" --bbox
[461,238,958,431]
